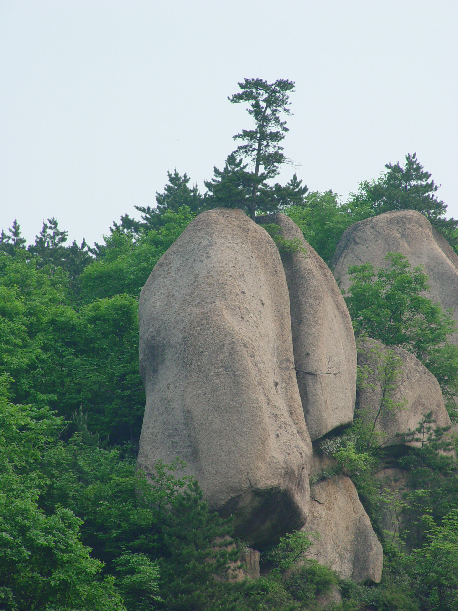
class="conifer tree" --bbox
[0,219,26,255]
[114,170,204,234]
[206,78,307,220]
[354,153,458,247]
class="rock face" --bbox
[258,214,356,440]
[356,339,452,449]
[304,474,383,583]
[332,210,458,343]
[137,208,311,548]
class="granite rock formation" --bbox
[258,214,356,440]
[332,210,458,343]
[137,207,385,578]
[137,208,312,548]
[356,339,452,449]
[304,474,383,583]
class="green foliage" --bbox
[0,380,126,611]
[356,342,408,448]
[396,427,458,551]
[283,561,337,604]
[349,153,458,248]
[81,206,195,301]
[114,170,204,234]
[158,480,240,611]
[0,252,144,444]
[0,380,246,610]
[285,190,373,264]
[230,78,295,181]
[265,531,313,579]
[28,217,93,276]
[205,79,308,220]
[0,208,196,446]
[339,578,418,611]
[345,253,458,412]
[409,510,458,610]
[237,531,337,611]
[115,553,161,611]
[261,223,307,255]
[1,217,93,290]
[0,219,27,255]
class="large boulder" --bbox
[356,339,452,449]
[137,208,312,548]
[332,210,458,343]
[258,214,356,440]
[304,474,383,583]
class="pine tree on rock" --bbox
[355,153,458,247]
[206,78,307,220]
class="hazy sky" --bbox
[1,1,457,247]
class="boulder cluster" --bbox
[137,208,455,584]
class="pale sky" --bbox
[1,1,457,247]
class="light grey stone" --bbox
[137,208,311,548]
[304,474,383,583]
[332,210,458,344]
[356,339,452,449]
[258,214,356,440]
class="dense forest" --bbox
[2,79,458,610]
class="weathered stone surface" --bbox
[304,475,383,583]
[258,214,356,440]
[137,208,311,548]
[214,540,260,581]
[314,585,342,609]
[242,548,260,580]
[332,210,458,343]
[356,339,452,449]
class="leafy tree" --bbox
[344,253,458,413]
[409,510,458,611]
[157,479,240,611]
[349,153,458,248]
[0,251,144,444]
[264,531,313,580]
[238,531,336,611]
[80,206,195,301]
[28,217,68,261]
[115,553,161,611]
[206,79,307,220]
[284,189,374,263]
[0,378,126,611]
[0,377,246,610]
[154,170,204,216]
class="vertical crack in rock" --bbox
[258,214,356,440]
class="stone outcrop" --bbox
[304,474,383,583]
[258,214,356,440]
[356,339,452,449]
[137,207,387,576]
[332,210,458,343]
[137,208,312,548]
[215,540,260,581]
